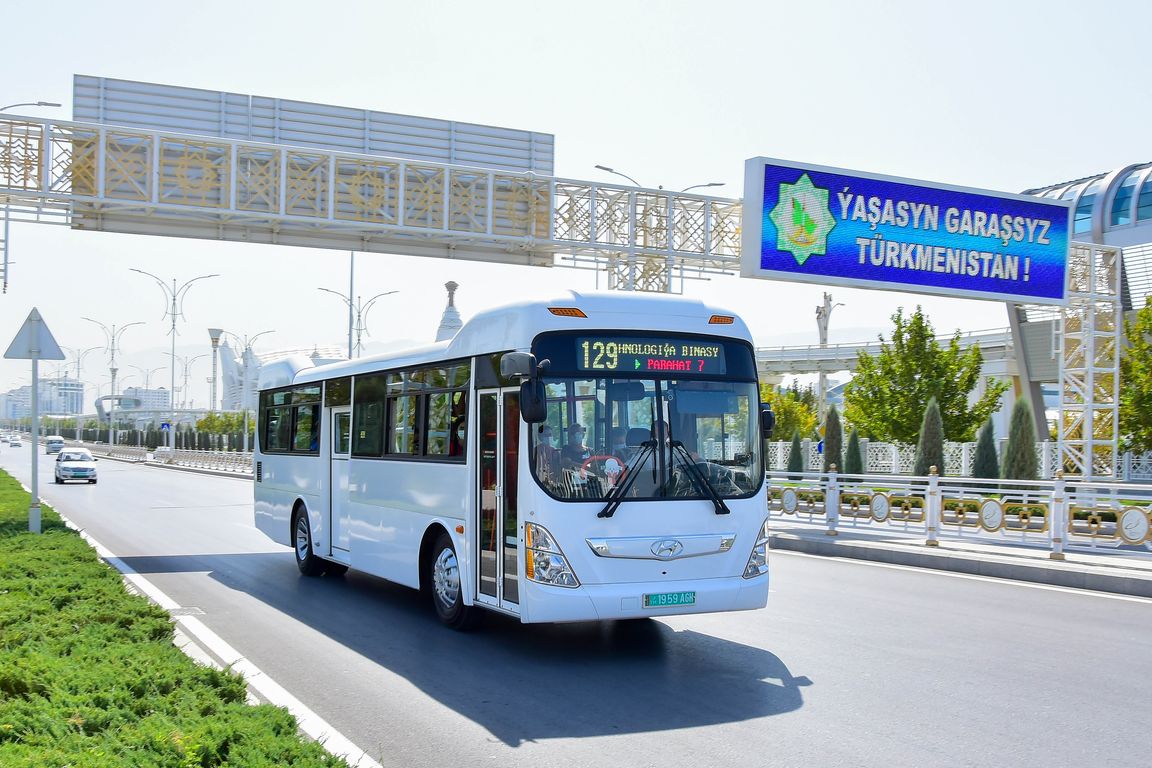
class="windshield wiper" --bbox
[597,441,654,518]
[670,440,730,515]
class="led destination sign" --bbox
[577,337,726,375]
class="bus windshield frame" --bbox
[528,331,763,504]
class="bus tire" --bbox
[429,531,479,630]
[293,507,326,577]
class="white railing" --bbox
[161,449,254,474]
[1122,451,1152,482]
[769,439,1062,478]
[769,468,1152,556]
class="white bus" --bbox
[254,291,774,628]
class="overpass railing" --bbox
[769,468,1152,556]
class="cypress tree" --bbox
[844,427,863,478]
[913,396,946,476]
[1002,399,1038,481]
[823,405,844,472]
[787,430,804,479]
[972,419,999,479]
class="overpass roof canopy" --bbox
[1024,162,1152,310]
[1023,162,1152,241]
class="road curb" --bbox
[769,532,1152,598]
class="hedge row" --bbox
[0,473,349,767]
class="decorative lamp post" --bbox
[82,318,143,446]
[130,269,219,450]
[318,285,397,358]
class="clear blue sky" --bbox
[2,0,1147,406]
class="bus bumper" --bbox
[517,573,769,624]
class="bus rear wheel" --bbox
[429,532,479,630]
[293,508,326,577]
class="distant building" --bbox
[1,377,86,419]
[121,386,171,411]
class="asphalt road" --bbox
[3,445,1150,768]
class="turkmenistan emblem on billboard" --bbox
[767,173,835,266]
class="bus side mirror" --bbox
[520,379,547,424]
[760,405,776,439]
[500,352,536,379]
[501,352,549,424]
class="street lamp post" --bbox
[82,318,144,446]
[129,365,166,390]
[318,285,397,358]
[128,365,167,437]
[0,101,61,112]
[130,269,219,450]
[594,166,725,292]
[222,330,274,452]
[815,292,845,422]
[167,353,207,409]
[63,345,102,441]
[594,164,725,193]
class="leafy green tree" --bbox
[787,430,804,479]
[844,427,863,477]
[1121,298,1152,452]
[972,419,999,479]
[913,397,945,476]
[844,306,1008,443]
[1002,399,1038,481]
[760,382,818,444]
[823,405,843,472]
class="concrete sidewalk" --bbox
[769,518,1152,598]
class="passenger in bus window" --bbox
[535,424,561,480]
[560,423,591,469]
[609,427,633,462]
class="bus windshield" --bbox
[529,376,762,502]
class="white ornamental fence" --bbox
[768,440,1152,481]
[768,468,1152,556]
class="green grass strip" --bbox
[0,471,350,767]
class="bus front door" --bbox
[329,407,352,557]
[475,389,520,613]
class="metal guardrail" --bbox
[160,449,254,474]
[73,441,253,474]
[768,468,1152,557]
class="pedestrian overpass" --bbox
[2,75,1148,477]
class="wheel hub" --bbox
[432,548,460,608]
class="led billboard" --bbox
[741,158,1071,304]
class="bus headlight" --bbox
[743,518,770,579]
[525,523,580,588]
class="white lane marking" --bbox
[24,483,382,768]
[774,549,1152,604]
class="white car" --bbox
[54,449,98,484]
[9,436,22,447]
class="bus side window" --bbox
[448,390,467,457]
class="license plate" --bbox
[643,591,696,608]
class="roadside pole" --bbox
[4,308,65,533]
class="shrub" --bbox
[913,397,945,476]
[822,405,843,473]
[972,419,999,479]
[844,427,863,478]
[1002,398,1038,482]
[787,430,804,479]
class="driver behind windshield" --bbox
[560,423,591,469]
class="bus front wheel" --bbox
[293,508,326,577]
[429,532,479,630]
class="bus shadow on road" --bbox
[120,551,812,746]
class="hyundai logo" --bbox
[651,539,684,559]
